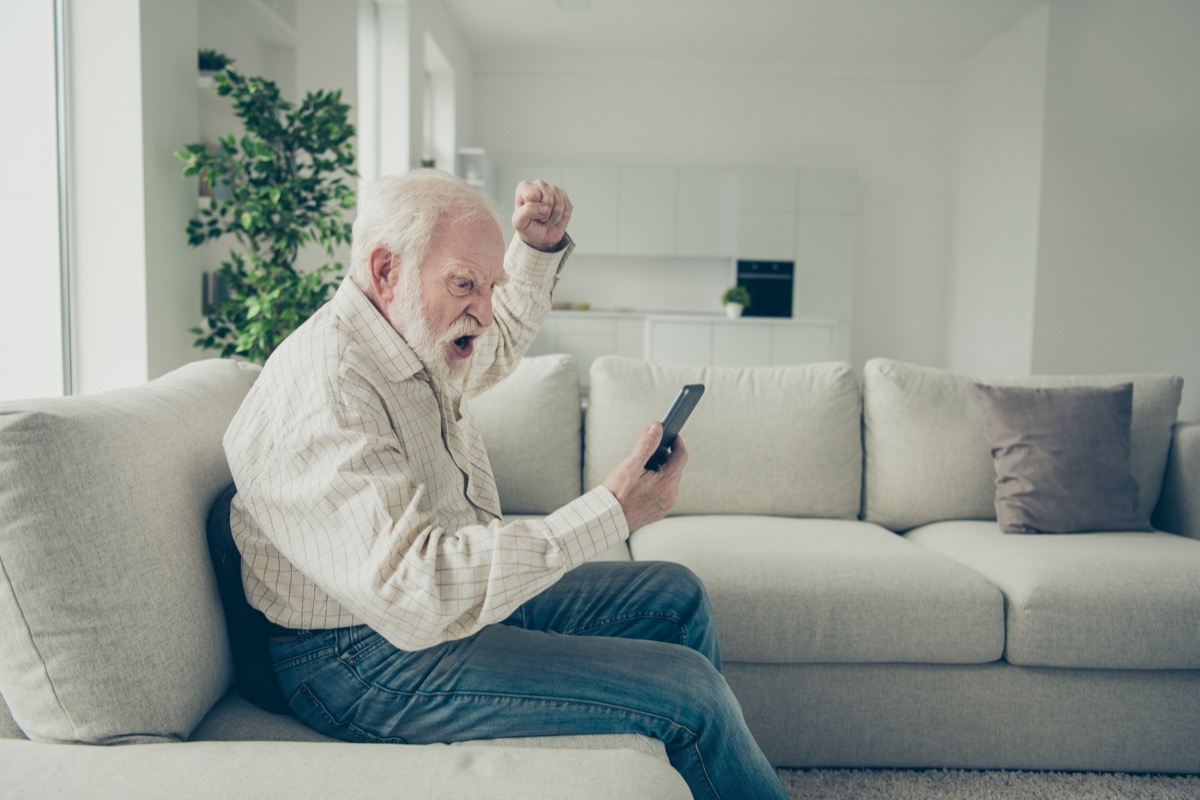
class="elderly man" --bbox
[224,170,787,800]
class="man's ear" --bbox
[369,246,399,304]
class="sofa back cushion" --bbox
[862,358,1183,531]
[471,354,583,514]
[0,359,258,743]
[585,357,862,518]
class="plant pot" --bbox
[724,303,744,319]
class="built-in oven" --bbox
[736,260,794,318]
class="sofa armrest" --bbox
[1152,421,1200,540]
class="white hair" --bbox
[349,170,503,293]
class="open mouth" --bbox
[451,335,475,357]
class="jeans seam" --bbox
[562,610,685,644]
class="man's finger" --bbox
[631,421,663,462]
[661,434,689,474]
[514,180,545,207]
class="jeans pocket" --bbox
[292,683,406,745]
[338,626,392,663]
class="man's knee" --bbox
[642,561,712,613]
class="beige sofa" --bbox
[2,353,1197,797]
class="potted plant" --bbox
[198,48,234,74]
[721,285,751,318]
[177,60,357,363]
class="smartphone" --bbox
[644,384,705,471]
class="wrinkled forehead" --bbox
[427,216,507,282]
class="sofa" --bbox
[2,352,1198,797]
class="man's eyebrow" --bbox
[448,266,509,287]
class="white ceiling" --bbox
[442,0,1048,68]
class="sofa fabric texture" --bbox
[0,360,259,744]
[585,356,863,519]
[470,353,583,514]
[905,521,1200,669]
[629,516,1004,665]
[862,358,1183,531]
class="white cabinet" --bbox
[736,168,797,212]
[712,324,772,367]
[618,168,677,256]
[646,318,836,367]
[528,314,645,388]
[561,167,619,254]
[794,213,855,320]
[676,168,735,257]
[770,324,833,364]
[734,167,799,261]
[646,321,712,366]
[735,212,797,261]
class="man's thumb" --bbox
[636,421,664,458]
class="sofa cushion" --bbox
[0,736,690,800]
[470,354,583,514]
[0,359,258,743]
[974,383,1151,533]
[629,516,1004,664]
[905,521,1200,669]
[586,357,863,518]
[862,358,1183,531]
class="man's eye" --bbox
[451,279,473,295]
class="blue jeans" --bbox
[269,561,787,800]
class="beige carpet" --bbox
[776,768,1200,799]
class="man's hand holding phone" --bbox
[603,421,689,533]
[602,385,702,533]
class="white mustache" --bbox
[444,319,482,344]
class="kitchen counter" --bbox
[533,311,847,387]
[549,309,838,326]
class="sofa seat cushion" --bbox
[0,736,689,800]
[905,521,1200,669]
[0,360,258,744]
[862,358,1183,532]
[189,689,670,764]
[586,357,863,518]
[628,516,1005,665]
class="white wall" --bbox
[69,0,152,394]
[371,0,477,176]
[142,0,203,382]
[0,0,64,400]
[1032,0,1200,421]
[946,5,1048,376]
[68,0,201,395]
[474,62,956,369]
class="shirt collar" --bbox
[333,277,427,384]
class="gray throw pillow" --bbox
[973,382,1152,533]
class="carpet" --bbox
[776,768,1200,799]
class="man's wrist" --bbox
[525,235,570,253]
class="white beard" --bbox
[390,265,479,386]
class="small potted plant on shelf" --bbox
[197,49,234,90]
[198,48,234,74]
[721,285,751,318]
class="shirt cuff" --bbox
[506,234,575,287]
[543,485,629,568]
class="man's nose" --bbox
[469,296,494,328]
